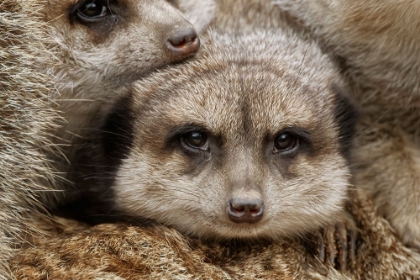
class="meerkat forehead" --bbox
[106,28,357,240]
[131,29,342,144]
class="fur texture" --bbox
[6,0,420,279]
[173,0,217,32]
[274,0,420,249]
[10,191,420,279]
[0,1,60,279]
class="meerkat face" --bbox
[105,30,357,240]
[32,0,211,179]
[42,0,201,86]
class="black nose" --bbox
[227,198,264,224]
[166,28,200,56]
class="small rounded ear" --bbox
[175,0,216,33]
[332,83,360,160]
[101,93,135,162]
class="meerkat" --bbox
[5,1,420,278]
[274,0,420,250]
[273,0,420,106]
[89,28,358,241]
[1,0,215,278]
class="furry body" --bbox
[102,28,357,240]
[275,0,420,249]
[10,191,420,279]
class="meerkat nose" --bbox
[166,28,200,56]
[227,198,264,224]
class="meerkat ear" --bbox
[332,84,359,160]
[101,93,135,162]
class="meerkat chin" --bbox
[101,28,358,240]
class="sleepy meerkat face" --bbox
[104,29,357,239]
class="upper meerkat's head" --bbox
[104,29,357,240]
[39,0,211,89]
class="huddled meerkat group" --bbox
[2,0,420,278]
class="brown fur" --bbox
[275,0,420,249]
[10,191,420,279]
[172,0,217,32]
[275,0,420,106]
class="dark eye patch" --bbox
[272,127,311,153]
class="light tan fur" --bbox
[274,0,420,107]
[172,0,217,32]
[275,0,420,249]
[107,28,354,240]
[0,2,60,279]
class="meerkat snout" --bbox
[227,173,265,224]
[166,28,200,57]
[228,196,264,224]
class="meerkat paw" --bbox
[304,214,360,272]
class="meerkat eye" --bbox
[181,131,209,151]
[273,132,299,153]
[75,0,110,23]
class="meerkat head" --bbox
[32,0,215,183]
[41,0,206,87]
[103,29,358,240]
